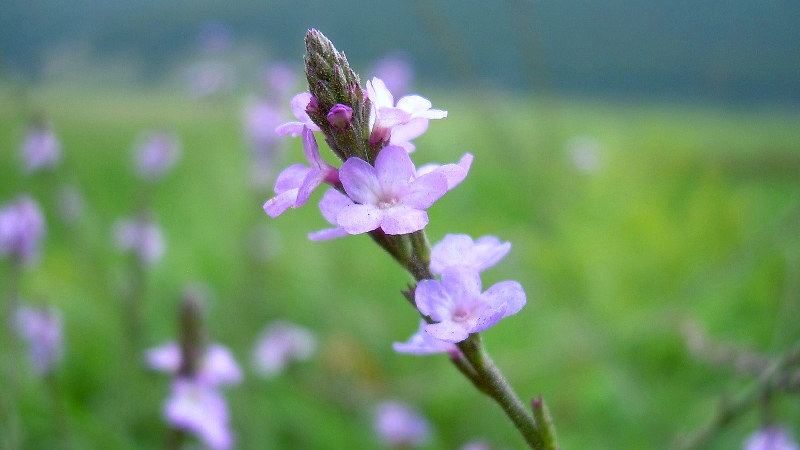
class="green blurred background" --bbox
[1,1,800,449]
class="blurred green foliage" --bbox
[1,83,799,449]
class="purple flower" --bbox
[373,401,431,448]
[263,128,338,218]
[415,267,526,343]
[263,62,297,100]
[145,342,242,388]
[185,61,236,99]
[416,152,473,191]
[372,54,413,97]
[20,124,61,173]
[366,77,447,152]
[134,131,181,179]
[14,304,63,375]
[393,319,458,355]
[244,99,285,152]
[113,217,165,264]
[327,103,354,130]
[745,427,799,450]
[275,92,322,136]
[0,195,46,266]
[308,189,352,241]
[430,233,511,275]
[164,378,233,450]
[251,321,316,377]
[336,145,448,235]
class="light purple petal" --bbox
[367,77,394,109]
[318,189,353,224]
[425,321,470,343]
[468,304,508,334]
[400,172,448,210]
[441,267,483,301]
[376,107,412,128]
[340,157,381,205]
[336,204,383,234]
[483,280,526,317]
[295,170,327,207]
[145,341,181,373]
[375,146,416,195]
[390,117,429,144]
[472,235,511,271]
[416,108,448,120]
[273,164,310,194]
[301,127,327,169]
[308,227,350,241]
[263,189,299,218]
[380,206,428,235]
[200,344,243,387]
[396,95,432,114]
[290,92,313,122]
[430,232,510,274]
[414,279,452,321]
[393,319,457,355]
[275,121,306,137]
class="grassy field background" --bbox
[1,83,799,449]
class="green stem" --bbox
[458,334,549,449]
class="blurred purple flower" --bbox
[165,378,233,450]
[263,62,297,100]
[430,234,511,275]
[373,401,431,448]
[20,123,61,173]
[252,320,316,378]
[275,92,322,136]
[14,304,63,375]
[366,77,447,152]
[393,319,458,355]
[372,54,414,97]
[745,427,799,450]
[336,145,448,235]
[263,127,338,218]
[113,216,165,264]
[244,100,284,153]
[185,61,236,99]
[0,195,46,266]
[145,342,242,388]
[308,189,352,241]
[415,267,526,343]
[134,131,181,180]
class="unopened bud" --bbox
[327,104,353,130]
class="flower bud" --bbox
[326,104,353,130]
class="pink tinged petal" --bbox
[340,157,381,205]
[472,235,511,271]
[336,203,383,234]
[396,95,432,114]
[375,146,416,195]
[308,227,350,241]
[301,127,328,170]
[442,267,483,301]
[274,164,311,194]
[483,280,526,317]
[390,117,429,144]
[414,279,453,321]
[430,234,474,274]
[400,172,448,209]
[367,77,394,109]
[380,205,428,235]
[318,189,353,224]
[263,189,299,217]
[425,321,470,343]
[275,122,306,136]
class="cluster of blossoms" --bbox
[264,32,524,349]
[0,195,46,266]
[146,340,242,449]
[13,304,63,375]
